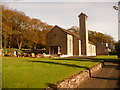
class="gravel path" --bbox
[78,62,120,88]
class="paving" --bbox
[78,62,120,88]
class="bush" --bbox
[115,41,120,58]
[109,51,117,55]
[3,48,24,56]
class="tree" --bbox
[2,6,13,53]
[88,30,115,45]
[115,40,120,58]
[2,5,53,50]
[67,26,116,48]
[67,26,79,35]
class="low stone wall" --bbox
[90,63,103,76]
[49,63,103,88]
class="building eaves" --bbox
[54,25,80,39]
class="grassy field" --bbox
[2,55,118,88]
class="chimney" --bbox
[78,12,88,55]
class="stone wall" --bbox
[49,63,103,88]
[90,63,103,76]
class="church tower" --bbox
[78,12,88,55]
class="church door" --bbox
[54,47,58,54]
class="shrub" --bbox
[115,41,120,58]
[108,51,117,55]
[3,48,24,56]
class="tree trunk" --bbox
[18,42,23,50]
[17,38,23,49]
[33,45,36,50]
[3,34,7,49]
[3,34,8,54]
[8,35,11,48]
[8,40,11,48]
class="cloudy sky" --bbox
[2,0,119,41]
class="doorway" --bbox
[54,47,58,54]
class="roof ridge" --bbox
[54,25,80,38]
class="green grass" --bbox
[94,55,119,62]
[94,55,118,59]
[2,55,118,88]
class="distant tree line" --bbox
[67,26,116,45]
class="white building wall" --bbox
[67,34,73,56]
[88,43,91,56]
[79,40,81,56]
[93,45,96,56]
[88,43,96,56]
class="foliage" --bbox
[115,40,120,58]
[67,26,79,35]
[67,26,116,45]
[88,30,115,45]
[2,5,53,50]
[3,48,24,55]
[108,51,117,55]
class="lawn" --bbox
[2,55,118,88]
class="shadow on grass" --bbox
[26,57,120,88]
[26,60,92,82]
[92,58,120,63]
[26,60,89,69]
[50,58,102,63]
[50,57,120,63]
[24,56,119,64]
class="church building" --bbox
[46,13,96,56]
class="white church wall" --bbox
[67,34,73,56]
[88,43,91,56]
[93,44,96,56]
[79,40,81,56]
[88,43,96,56]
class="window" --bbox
[69,39,72,53]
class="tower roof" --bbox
[78,12,88,18]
